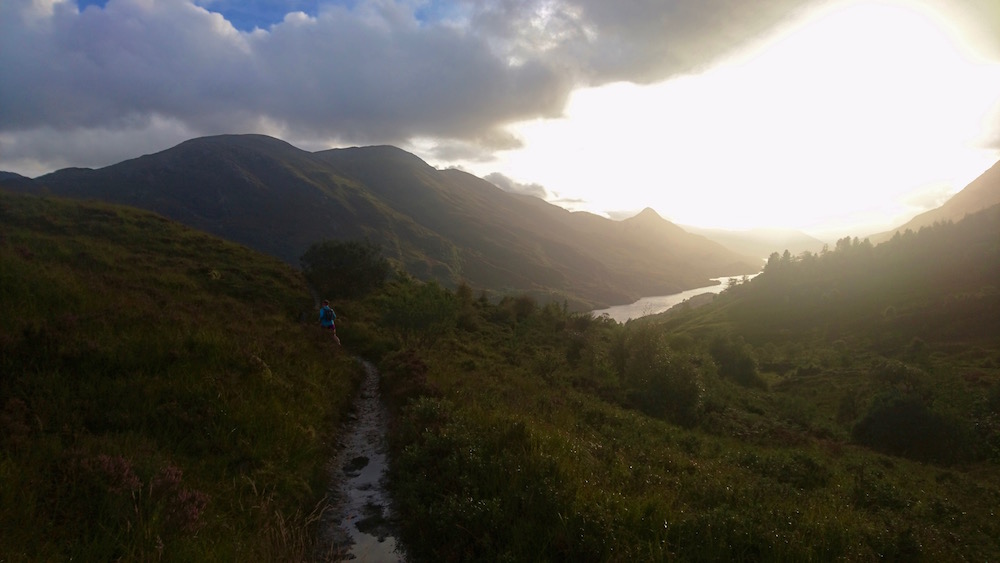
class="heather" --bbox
[0,192,359,560]
[4,189,1000,561]
[374,209,1000,561]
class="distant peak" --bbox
[620,206,689,237]
[624,207,666,225]
[634,207,662,220]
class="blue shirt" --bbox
[320,305,336,328]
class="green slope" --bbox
[0,190,359,561]
[377,205,1000,561]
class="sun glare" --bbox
[478,0,1000,236]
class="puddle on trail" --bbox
[320,360,407,562]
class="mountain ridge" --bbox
[870,159,1000,243]
[2,133,758,309]
[682,225,827,261]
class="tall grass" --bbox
[0,192,359,560]
[6,190,998,561]
[375,276,1000,561]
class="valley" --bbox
[2,140,999,561]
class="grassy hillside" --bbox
[5,186,999,561]
[376,207,1000,561]
[0,191,360,561]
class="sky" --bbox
[2,0,999,239]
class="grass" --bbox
[375,277,1000,561]
[4,189,999,561]
[0,192,361,560]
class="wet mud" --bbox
[320,361,406,562]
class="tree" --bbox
[621,324,703,426]
[709,334,765,389]
[300,238,392,300]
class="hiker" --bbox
[319,300,341,345]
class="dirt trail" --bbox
[320,360,407,562]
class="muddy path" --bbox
[319,360,407,562]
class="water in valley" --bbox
[591,275,758,323]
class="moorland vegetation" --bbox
[0,192,362,560]
[370,206,1000,561]
[3,188,999,561]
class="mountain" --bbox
[869,159,1000,244]
[1,134,758,309]
[682,225,826,261]
[0,171,34,188]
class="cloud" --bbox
[923,0,1000,149]
[468,0,816,84]
[982,99,1000,151]
[0,117,198,177]
[938,0,1000,60]
[483,172,547,198]
[191,0,321,31]
[252,6,571,142]
[0,0,575,172]
[0,0,826,175]
[15,0,992,180]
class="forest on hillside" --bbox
[737,208,1000,345]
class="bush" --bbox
[379,349,438,413]
[624,350,703,426]
[300,238,391,300]
[622,326,703,426]
[378,276,458,348]
[852,391,973,464]
[389,406,577,562]
[709,335,767,389]
[872,359,925,392]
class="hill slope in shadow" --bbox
[4,134,758,309]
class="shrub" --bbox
[389,406,577,562]
[852,391,973,464]
[300,238,391,300]
[625,350,703,426]
[378,277,458,348]
[986,382,1000,413]
[709,335,767,389]
[510,294,538,321]
[379,349,438,413]
[622,326,703,426]
[873,359,925,392]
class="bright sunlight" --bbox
[467,0,1000,237]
